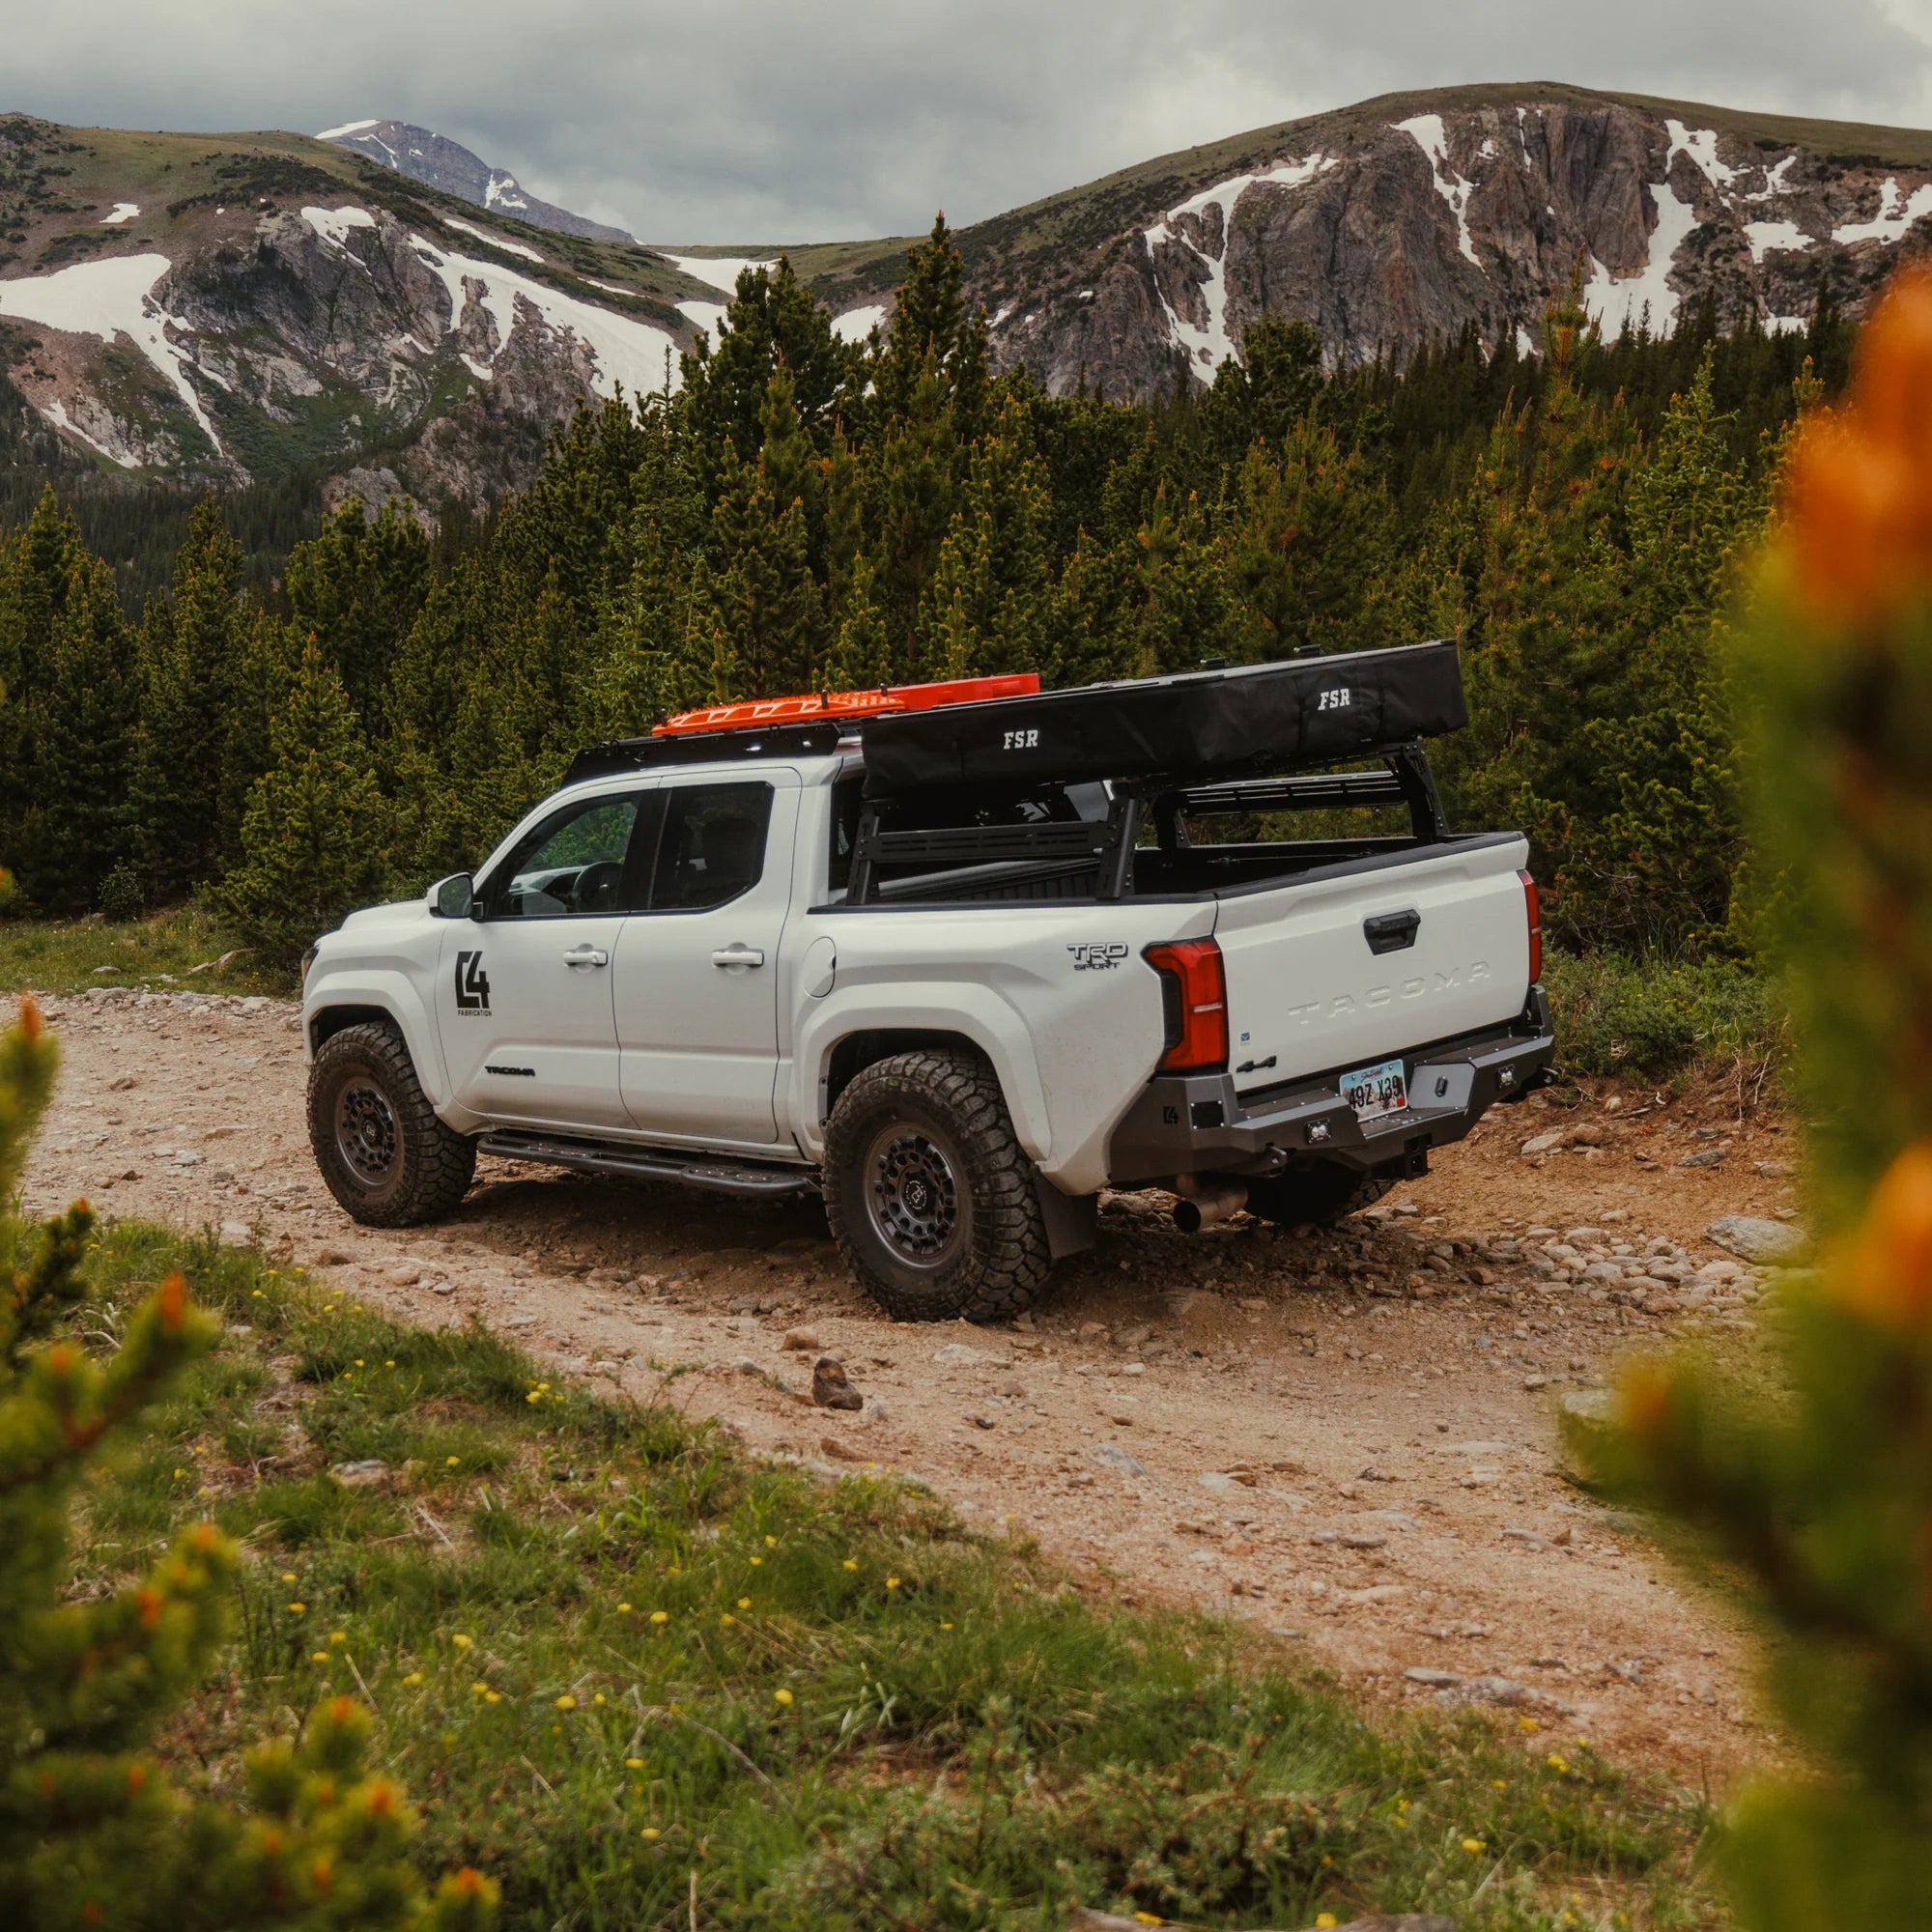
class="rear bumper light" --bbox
[1519,869,1543,984]
[1143,938,1229,1076]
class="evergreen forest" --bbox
[0,216,1856,965]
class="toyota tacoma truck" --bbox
[301,640,1554,1321]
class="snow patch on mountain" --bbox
[1833,177,1932,245]
[483,172,530,214]
[302,204,377,250]
[1394,114,1481,267]
[1143,155,1336,375]
[99,203,140,226]
[0,251,220,453]
[316,118,381,141]
[1665,120,1739,192]
[677,299,728,339]
[1583,181,1697,335]
[833,302,886,343]
[661,253,779,296]
[1746,217,1809,261]
[440,215,545,264]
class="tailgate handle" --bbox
[1363,909,1421,955]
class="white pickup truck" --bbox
[301,644,1553,1321]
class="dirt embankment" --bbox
[20,984,1805,1784]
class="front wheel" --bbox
[1243,1162,1394,1229]
[822,1048,1053,1322]
[308,1022,477,1227]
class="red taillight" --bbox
[1143,938,1229,1076]
[1519,869,1543,984]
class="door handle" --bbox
[563,944,610,968]
[711,945,766,969]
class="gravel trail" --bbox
[21,984,1804,1783]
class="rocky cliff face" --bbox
[954,85,1932,396]
[317,118,634,242]
[6,86,1932,509]
[0,116,710,504]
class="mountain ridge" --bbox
[316,117,635,242]
[2,81,1928,508]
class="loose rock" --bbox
[811,1355,864,1410]
[1706,1214,1811,1265]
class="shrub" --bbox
[1543,947,1785,1079]
[97,858,144,922]
[0,997,495,1930]
[1591,268,1932,1932]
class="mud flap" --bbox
[1034,1171,1097,1260]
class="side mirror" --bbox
[429,873,474,920]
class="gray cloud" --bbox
[12,0,1932,242]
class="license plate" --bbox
[1340,1056,1407,1122]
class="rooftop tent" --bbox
[858,639,1467,794]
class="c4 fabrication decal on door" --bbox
[454,950,491,1015]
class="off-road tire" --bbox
[1243,1163,1394,1230]
[308,1022,476,1227]
[823,1048,1053,1323]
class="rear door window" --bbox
[647,782,776,911]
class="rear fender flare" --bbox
[790,987,1051,1165]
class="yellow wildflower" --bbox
[650,1610,668,1625]
[774,1688,794,1707]
[555,1694,577,1712]
[1463,1837,1487,1855]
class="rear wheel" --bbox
[823,1048,1052,1322]
[309,1022,476,1227]
[1243,1163,1394,1230]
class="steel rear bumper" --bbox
[1107,988,1555,1187]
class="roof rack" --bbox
[563,673,1042,784]
[652,674,1039,736]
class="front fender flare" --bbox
[303,970,452,1112]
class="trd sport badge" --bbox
[454,950,491,1014]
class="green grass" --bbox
[1546,950,1786,1082]
[0,905,293,998]
[67,1222,1723,1931]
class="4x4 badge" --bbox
[454,950,491,1014]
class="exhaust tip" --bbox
[1171,1179,1247,1233]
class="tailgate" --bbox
[1214,838,1532,1095]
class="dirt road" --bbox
[21,983,1804,1783]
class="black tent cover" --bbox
[860,639,1466,795]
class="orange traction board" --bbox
[652,673,1040,737]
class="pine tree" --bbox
[0,999,497,1930]
[1042,531,1132,688]
[874,215,984,439]
[1123,483,1237,677]
[914,391,1054,676]
[128,496,249,902]
[284,496,432,734]
[872,348,959,677]
[822,551,893,692]
[14,546,133,912]
[707,425,825,696]
[1559,355,1771,953]
[678,258,862,496]
[223,639,388,966]
[1223,410,1402,661]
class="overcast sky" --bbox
[14,1,1932,242]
